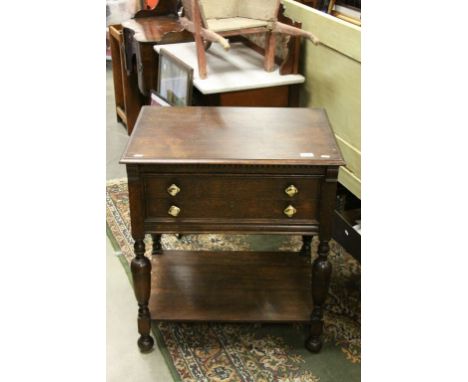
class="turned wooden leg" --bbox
[306,240,332,353]
[131,239,154,352]
[151,234,162,255]
[301,235,312,257]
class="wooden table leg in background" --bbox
[301,235,313,257]
[127,165,154,352]
[151,234,162,255]
[306,168,338,352]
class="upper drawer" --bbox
[144,175,321,201]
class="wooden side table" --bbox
[120,106,345,353]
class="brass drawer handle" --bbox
[283,205,297,218]
[285,185,299,197]
[167,184,181,196]
[168,205,181,217]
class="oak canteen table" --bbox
[120,106,345,353]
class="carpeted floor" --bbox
[107,178,361,382]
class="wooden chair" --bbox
[180,0,319,78]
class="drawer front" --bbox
[143,175,321,221]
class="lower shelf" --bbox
[149,250,313,323]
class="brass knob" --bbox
[283,205,297,218]
[167,184,181,196]
[168,205,181,217]
[285,185,299,197]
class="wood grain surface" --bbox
[149,250,313,322]
[122,16,186,42]
[120,107,345,165]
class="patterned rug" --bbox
[106,178,361,382]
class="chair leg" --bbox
[194,35,207,78]
[191,0,207,79]
[274,21,320,45]
[264,31,276,72]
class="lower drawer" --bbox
[146,197,319,220]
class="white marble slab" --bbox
[154,41,305,95]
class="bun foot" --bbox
[305,336,323,353]
[137,335,154,353]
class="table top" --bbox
[154,42,305,94]
[122,16,186,42]
[120,107,345,166]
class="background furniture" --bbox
[333,183,361,261]
[180,0,319,78]
[143,0,160,9]
[120,106,345,354]
[109,24,143,131]
[109,0,192,134]
[154,41,305,106]
[122,16,193,99]
[282,1,360,259]
[283,0,360,199]
[109,1,306,132]
[157,48,194,106]
[326,0,361,26]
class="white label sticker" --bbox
[320,154,331,158]
[133,154,144,158]
[300,152,314,157]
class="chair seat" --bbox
[206,17,269,32]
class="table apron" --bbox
[143,219,319,235]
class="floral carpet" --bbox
[106,178,361,382]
